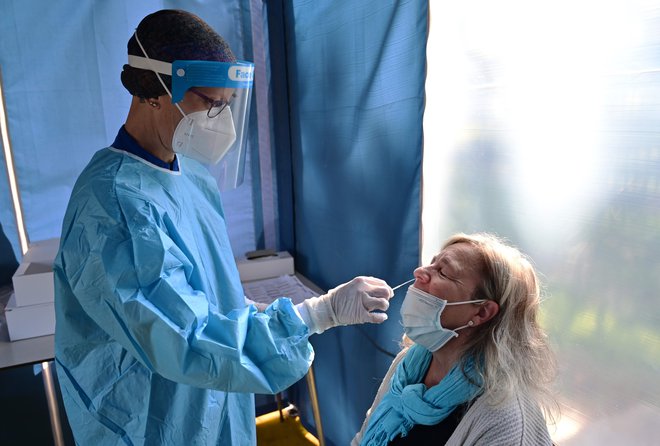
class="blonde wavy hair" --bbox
[442,233,557,419]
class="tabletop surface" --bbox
[0,334,54,369]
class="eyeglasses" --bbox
[189,88,233,118]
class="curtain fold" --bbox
[283,1,427,443]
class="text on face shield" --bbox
[229,67,254,81]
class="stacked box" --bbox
[236,251,295,282]
[6,238,59,341]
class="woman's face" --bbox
[413,242,485,329]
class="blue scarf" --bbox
[361,344,482,445]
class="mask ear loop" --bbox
[454,319,475,332]
[448,300,487,333]
[133,31,186,118]
[445,299,487,306]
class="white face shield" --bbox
[128,32,254,189]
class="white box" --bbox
[5,293,55,341]
[11,238,60,307]
[236,251,294,282]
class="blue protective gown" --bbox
[54,129,314,446]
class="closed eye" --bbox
[439,268,452,279]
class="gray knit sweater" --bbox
[352,348,552,446]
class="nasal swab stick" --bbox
[391,278,415,291]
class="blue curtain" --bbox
[280,1,427,443]
[0,0,257,256]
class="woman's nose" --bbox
[413,266,430,283]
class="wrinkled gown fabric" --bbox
[54,136,313,446]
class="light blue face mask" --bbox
[400,285,486,352]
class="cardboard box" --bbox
[236,251,294,282]
[11,238,60,307]
[5,293,55,341]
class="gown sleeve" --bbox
[58,188,314,394]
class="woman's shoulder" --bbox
[447,392,552,446]
[470,391,543,415]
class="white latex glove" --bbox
[295,276,393,334]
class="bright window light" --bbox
[0,67,28,255]
[424,1,660,444]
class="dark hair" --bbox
[120,9,236,98]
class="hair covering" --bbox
[121,9,236,98]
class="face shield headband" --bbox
[127,31,254,189]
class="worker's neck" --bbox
[124,99,176,164]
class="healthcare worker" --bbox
[54,9,393,446]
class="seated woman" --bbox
[353,233,557,446]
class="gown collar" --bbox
[111,126,179,171]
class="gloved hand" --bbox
[295,276,393,334]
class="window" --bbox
[423,1,660,443]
